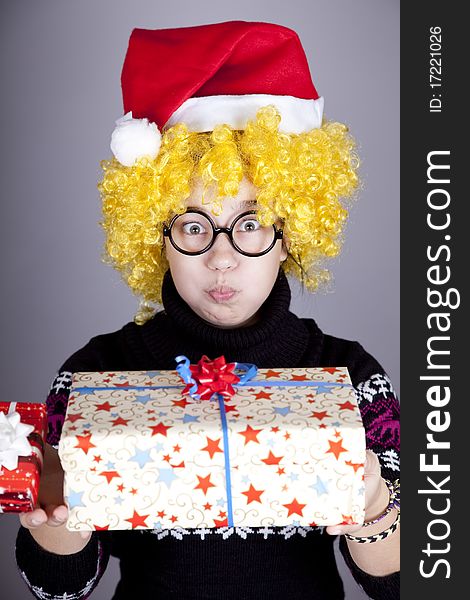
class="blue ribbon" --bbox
[216,393,234,526]
[173,355,258,527]
[74,381,352,393]
[175,355,199,397]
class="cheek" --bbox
[260,246,285,276]
[244,255,281,292]
[166,247,205,301]
[165,242,190,276]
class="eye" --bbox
[237,217,261,232]
[182,221,207,235]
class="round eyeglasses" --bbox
[163,210,284,257]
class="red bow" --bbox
[182,355,240,401]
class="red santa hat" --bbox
[110,20,324,166]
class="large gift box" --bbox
[0,402,47,513]
[59,359,366,531]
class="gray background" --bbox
[0,0,399,598]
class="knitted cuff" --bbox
[339,536,400,600]
[15,526,108,599]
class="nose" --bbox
[205,231,239,271]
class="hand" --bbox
[326,449,389,537]
[19,443,91,543]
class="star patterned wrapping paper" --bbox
[58,366,366,531]
[0,402,47,513]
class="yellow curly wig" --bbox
[98,105,360,324]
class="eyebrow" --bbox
[186,199,258,212]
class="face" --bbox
[164,177,288,328]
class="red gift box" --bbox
[0,402,47,513]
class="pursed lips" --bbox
[207,285,238,302]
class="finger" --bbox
[363,451,383,505]
[364,449,381,476]
[19,508,48,529]
[326,524,352,536]
[45,504,69,527]
[325,525,342,536]
[326,521,365,535]
[326,523,364,536]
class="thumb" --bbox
[364,449,381,477]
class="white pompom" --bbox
[110,111,162,167]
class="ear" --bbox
[280,235,289,262]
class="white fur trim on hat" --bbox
[110,112,162,167]
[165,94,324,133]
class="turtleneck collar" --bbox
[140,268,320,369]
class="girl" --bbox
[15,21,400,599]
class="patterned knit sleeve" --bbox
[355,371,400,482]
[339,345,400,599]
[15,338,112,600]
[46,369,74,450]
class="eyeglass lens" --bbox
[170,212,276,255]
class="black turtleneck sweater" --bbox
[16,270,400,600]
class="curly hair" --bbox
[98,105,360,324]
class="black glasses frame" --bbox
[163,209,284,257]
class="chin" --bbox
[205,315,241,329]
[209,311,259,329]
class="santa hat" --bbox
[111,21,324,167]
